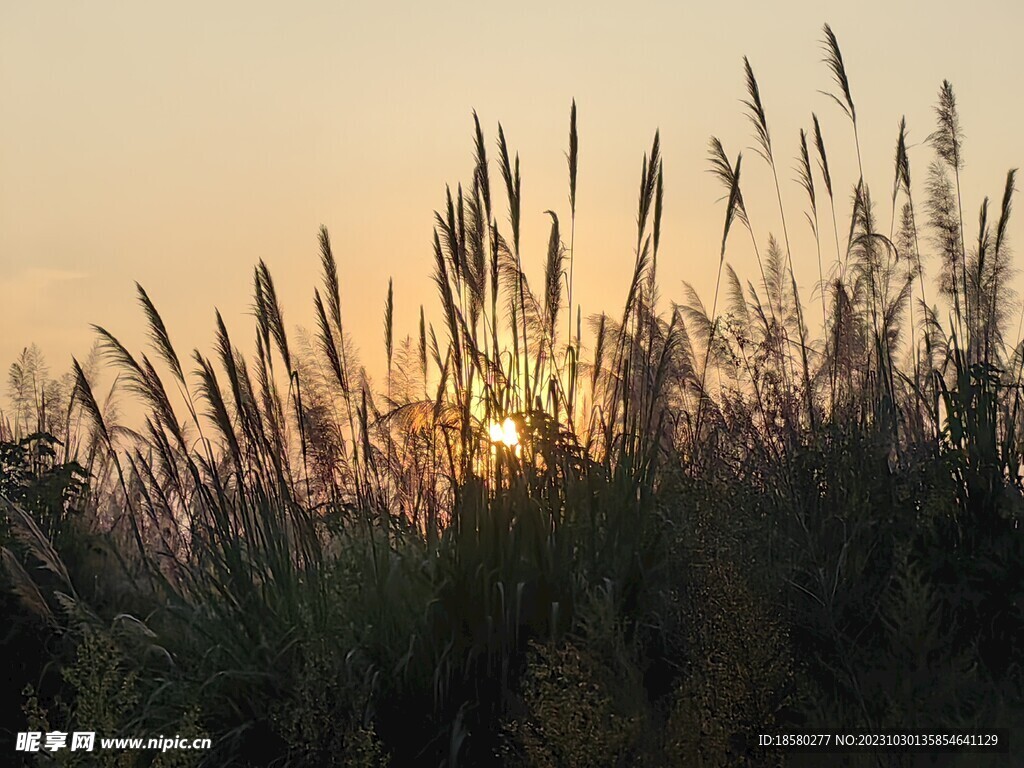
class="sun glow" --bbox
[488,417,520,447]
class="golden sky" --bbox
[3,1,1022,384]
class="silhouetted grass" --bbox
[2,22,1022,768]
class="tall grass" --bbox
[2,21,1023,767]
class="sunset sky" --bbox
[3,1,1023,385]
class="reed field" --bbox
[2,24,1022,767]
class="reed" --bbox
[3,22,1023,767]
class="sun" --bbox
[488,417,520,448]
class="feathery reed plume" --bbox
[134,283,216,473]
[930,81,965,172]
[985,169,1017,356]
[798,128,828,336]
[315,224,361,466]
[821,23,856,122]
[497,126,522,254]
[568,100,578,218]
[432,229,463,395]
[744,57,813,423]
[497,124,528,400]
[994,169,1017,261]
[975,198,990,310]
[70,358,147,554]
[473,111,491,221]
[90,326,186,457]
[927,159,965,331]
[708,137,776,314]
[606,132,660,442]
[719,155,743,262]
[797,130,817,229]
[652,161,664,275]
[314,289,345,393]
[811,114,833,199]
[590,311,607,401]
[543,211,563,344]
[256,260,292,373]
[565,100,581,414]
[892,117,930,329]
[893,117,910,214]
[419,305,428,394]
[812,112,846,291]
[821,23,862,177]
[696,151,743,446]
[635,132,661,264]
[708,138,749,231]
[136,284,184,386]
[890,115,931,421]
[639,159,667,432]
[70,359,111,453]
[742,57,772,163]
[819,34,869,416]
[928,80,970,337]
[318,226,343,333]
[192,349,242,468]
[384,278,395,401]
